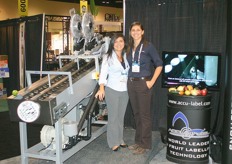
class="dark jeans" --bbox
[127,79,152,149]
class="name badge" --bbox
[132,62,140,73]
[120,70,127,82]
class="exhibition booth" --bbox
[0,0,232,163]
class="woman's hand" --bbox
[146,81,153,89]
[95,84,105,101]
[146,66,163,89]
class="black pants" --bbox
[127,79,152,149]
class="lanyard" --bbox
[132,44,143,63]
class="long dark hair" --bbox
[127,22,148,54]
[107,33,126,59]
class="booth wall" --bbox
[124,0,229,136]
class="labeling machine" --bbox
[7,58,107,164]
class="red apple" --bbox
[197,89,202,96]
[201,88,208,96]
[184,85,188,91]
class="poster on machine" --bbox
[80,0,88,15]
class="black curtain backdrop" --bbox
[222,0,232,163]
[25,15,45,73]
[0,0,230,138]
[124,0,228,136]
[0,19,20,96]
[0,14,44,95]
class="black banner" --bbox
[166,94,211,163]
[222,0,232,162]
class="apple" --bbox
[12,90,18,96]
[177,86,185,92]
[197,89,202,95]
[201,88,208,96]
[187,85,193,91]
[184,85,188,91]
[179,91,184,95]
[194,87,199,90]
[185,90,191,96]
[190,89,198,96]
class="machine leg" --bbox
[76,58,80,70]
[55,119,63,164]
[94,56,99,72]
[58,58,62,68]
[19,122,29,164]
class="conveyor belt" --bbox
[7,59,97,125]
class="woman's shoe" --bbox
[128,144,139,150]
[112,146,119,151]
[120,144,128,148]
[132,147,148,155]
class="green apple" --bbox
[12,90,18,96]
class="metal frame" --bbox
[19,121,107,164]
[25,70,74,94]
[58,53,101,72]
[45,15,71,52]
[15,58,107,164]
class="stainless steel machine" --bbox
[7,11,111,163]
[7,58,107,164]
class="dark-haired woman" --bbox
[95,33,130,151]
[127,22,163,154]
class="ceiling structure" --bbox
[48,0,123,8]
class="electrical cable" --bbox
[39,137,54,152]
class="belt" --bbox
[129,77,150,81]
